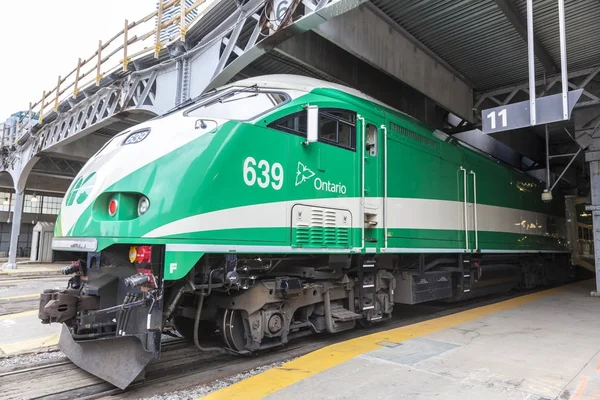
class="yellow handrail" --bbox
[23,0,215,129]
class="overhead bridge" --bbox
[0,0,369,268]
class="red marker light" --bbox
[136,245,152,264]
[108,198,118,217]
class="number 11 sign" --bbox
[487,109,507,130]
[481,89,583,134]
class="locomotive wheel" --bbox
[357,319,373,328]
[221,309,247,352]
[173,316,216,340]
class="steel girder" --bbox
[37,86,123,152]
[472,65,600,154]
[5,0,365,173]
[474,65,600,112]
[31,156,84,178]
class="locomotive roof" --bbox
[220,74,403,115]
[218,75,546,185]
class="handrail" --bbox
[460,166,469,251]
[381,124,388,249]
[357,114,366,250]
[470,170,478,251]
[13,0,215,128]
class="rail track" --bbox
[0,281,581,400]
[0,272,63,280]
[0,275,65,316]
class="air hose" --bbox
[193,293,224,353]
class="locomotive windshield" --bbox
[185,87,289,121]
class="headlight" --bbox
[138,196,150,216]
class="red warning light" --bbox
[108,198,118,216]
[136,245,152,264]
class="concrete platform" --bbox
[0,276,66,315]
[0,312,61,356]
[204,279,600,400]
[0,274,67,356]
[0,262,64,275]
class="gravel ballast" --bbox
[139,360,290,400]
[0,349,65,370]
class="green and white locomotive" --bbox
[38,74,573,388]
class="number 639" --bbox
[243,156,284,190]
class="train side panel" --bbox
[382,110,567,254]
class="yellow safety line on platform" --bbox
[0,334,59,355]
[572,375,589,400]
[0,310,38,320]
[202,281,581,400]
[0,293,39,301]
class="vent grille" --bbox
[293,206,350,248]
[296,225,310,245]
[390,122,438,150]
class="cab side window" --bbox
[319,109,355,149]
[267,108,356,151]
[270,111,307,135]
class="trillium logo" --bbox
[295,162,315,186]
[294,161,348,194]
[65,172,97,206]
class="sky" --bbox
[0,0,155,122]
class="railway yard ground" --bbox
[0,263,66,356]
[0,269,598,400]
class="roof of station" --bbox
[370,0,600,92]
[38,0,600,117]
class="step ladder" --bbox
[358,258,378,316]
[461,255,472,293]
[330,305,363,322]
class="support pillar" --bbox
[588,161,600,295]
[564,195,579,265]
[5,190,25,270]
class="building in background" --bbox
[156,0,199,42]
[0,191,63,258]
[2,111,38,148]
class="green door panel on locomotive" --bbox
[39,74,575,390]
